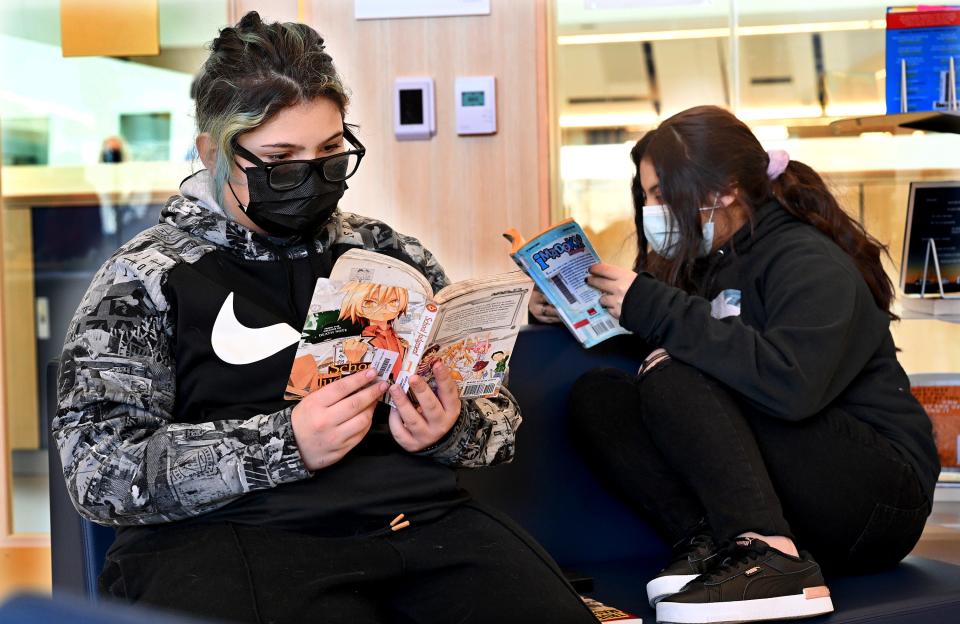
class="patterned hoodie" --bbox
[53,170,521,533]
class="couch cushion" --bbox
[459,325,668,565]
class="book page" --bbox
[434,270,532,304]
[285,278,427,400]
[414,278,532,399]
[330,248,433,296]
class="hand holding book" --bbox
[387,360,462,452]
[290,368,388,471]
[585,262,639,320]
[505,219,629,347]
[529,288,563,324]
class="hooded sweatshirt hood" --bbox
[164,169,342,262]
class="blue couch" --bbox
[49,326,960,622]
[0,593,211,624]
[461,325,960,622]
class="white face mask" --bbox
[642,200,720,259]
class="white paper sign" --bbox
[355,0,491,20]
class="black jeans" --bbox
[569,360,931,573]
[98,502,597,624]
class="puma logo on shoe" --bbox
[655,539,833,624]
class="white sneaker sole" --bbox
[656,586,834,623]
[646,574,700,607]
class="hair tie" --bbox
[766,149,790,180]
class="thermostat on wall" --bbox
[394,77,435,140]
[455,76,496,135]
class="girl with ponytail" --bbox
[559,106,938,624]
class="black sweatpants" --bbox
[568,360,931,574]
[98,502,597,624]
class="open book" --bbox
[285,249,533,401]
[504,219,628,348]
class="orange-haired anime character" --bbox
[338,281,409,380]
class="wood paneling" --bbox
[0,546,51,600]
[230,0,549,282]
[0,118,10,536]
[2,207,38,451]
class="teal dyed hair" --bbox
[193,11,350,209]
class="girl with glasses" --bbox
[54,11,596,624]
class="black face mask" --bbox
[229,166,346,238]
[228,128,365,238]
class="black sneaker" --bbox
[647,533,719,607]
[655,537,834,624]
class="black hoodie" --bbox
[54,171,521,541]
[620,200,940,503]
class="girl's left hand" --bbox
[388,361,461,452]
[586,263,639,320]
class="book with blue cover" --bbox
[504,219,628,348]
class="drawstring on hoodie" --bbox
[305,239,332,279]
[257,235,333,324]
[257,236,300,322]
[173,169,335,323]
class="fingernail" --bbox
[365,369,377,379]
[378,382,389,392]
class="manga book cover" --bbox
[287,249,532,402]
[284,279,426,400]
[505,219,628,348]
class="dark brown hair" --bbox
[193,11,349,207]
[630,105,895,317]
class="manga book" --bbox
[505,219,628,348]
[285,249,533,401]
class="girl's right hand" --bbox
[529,289,562,324]
[291,369,387,471]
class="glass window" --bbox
[552,0,960,373]
[0,0,226,539]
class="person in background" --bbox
[99,136,125,163]
[532,105,939,624]
[55,12,596,624]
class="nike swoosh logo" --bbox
[211,293,301,365]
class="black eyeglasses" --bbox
[232,126,366,191]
